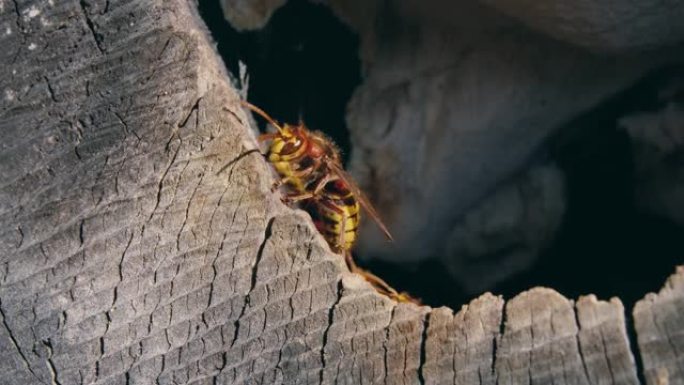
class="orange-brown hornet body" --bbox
[241,101,416,303]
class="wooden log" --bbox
[634,266,684,385]
[0,0,682,384]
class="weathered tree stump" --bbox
[0,1,682,384]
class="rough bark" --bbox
[634,266,684,385]
[0,1,683,385]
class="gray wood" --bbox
[634,267,684,385]
[496,288,589,385]
[576,295,639,385]
[1,0,683,384]
[423,293,503,385]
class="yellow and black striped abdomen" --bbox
[267,134,315,193]
[309,182,361,253]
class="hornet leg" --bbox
[312,172,339,195]
[282,191,315,204]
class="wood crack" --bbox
[493,301,507,384]
[0,299,43,384]
[418,311,430,385]
[205,230,228,315]
[625,311,646,385]
[109,231,135,317]
[382,304,397,385]
[78,219,85,246]
[43,77,57,103]
[42,339,60,385]
[179,98,202,128]
[113,111,141,142]
[231,216,275,347]
[320,279,344,384]
[216,149,260,176]
[143,136,181,236]
[528,306,534,385]
[16,225,24,249]
[599,326,616,384]
[176,172,205,252]
[572,306,592,384]
[9,0,26,64]
[78,0,105,54]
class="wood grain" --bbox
[634,266,684,385]
[0,0,682,384]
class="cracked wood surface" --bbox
[0,0,682,384]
